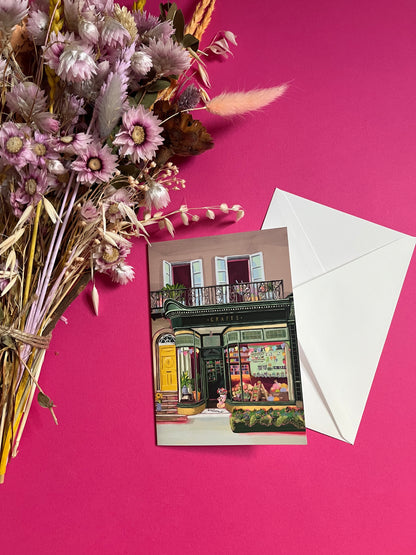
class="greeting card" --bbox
[148,228,307,445]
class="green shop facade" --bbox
[160,296,304,416]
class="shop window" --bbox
[264,328,288,341]
[241,330,263,342]
[228,342,294,403]
[177,346,200,401]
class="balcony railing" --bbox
[150,280,284,311]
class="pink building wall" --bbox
[148,228,293,294]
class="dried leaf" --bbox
[182,34,199,51]
[120,203,149,236]
[180,211,189,226]
[43,197,61,224]
[164,217,175,237]
[14,204,34,230]
[91,284,99,316]
[5,249,16,271]
[220,203,229,213]
[235,209,245,221]
[0,228,26,256]
[102,231,118,247]
[104,230,132,247]
[198,63,211,88]
[224,31,238,45]
[231,204,242,211]
[1,275,17,296]
[205,209,215,220]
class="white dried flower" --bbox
[57,44,98,83]
[78,18,100,44]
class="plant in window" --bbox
[161,282,186,301]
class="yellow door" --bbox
[159,345,178,391]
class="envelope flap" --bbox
[263,189,407,288]
[294,235,415,443]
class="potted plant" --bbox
[161,283,187,302]
[180,371,192,397]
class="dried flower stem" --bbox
[46,0,64,111]
[22,201,42,307]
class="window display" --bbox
[177,346,200,401]
[228,341,293,402]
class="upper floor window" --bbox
[163,259,204,305]
[215,252,265,285]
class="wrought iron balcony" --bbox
[150,280,284,312]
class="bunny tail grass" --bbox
[205,84,288,116]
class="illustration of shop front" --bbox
[149,230,304,420]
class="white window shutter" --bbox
[190,259,204,287]
[215,256,229,303]
[249,252,265,282]
[163,260,172,286]
[191,259,204,306]
[215,256,228,285]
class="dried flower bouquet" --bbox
[0,0,286,481]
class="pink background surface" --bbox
[2,1,416,553]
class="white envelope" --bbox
[262,188,415,443]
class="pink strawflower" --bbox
[26,8,49,45]
[145,180,170,210]
[34,113,60,134]
[99,17,130,50]
[80,199,99,222]
[31,131,59,167]
[0,0,28,34]
[0,122,37,169]
[71,142,117,185]
[109,262,135,284]
[12,166,51,209]
[113,105,164,163]
[6,82,46,118]
[55,133,93,154]
[6,82,60,133]
[142,37,191,77]
[93,239,131,272]
[57,43,98,83]
[84,0,114,16]
[43,32,72,72]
